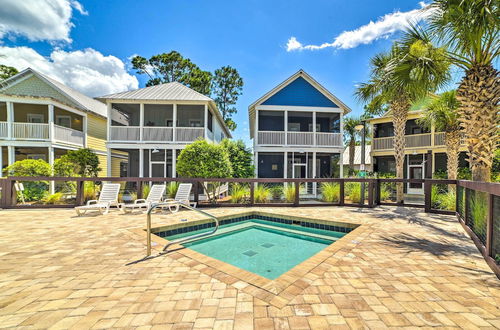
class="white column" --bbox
[172,103,177,142]
[48,104,54,142]
[312,111,317,146]
[254,109,259,147]
[82,116,87,147]
[172,148,176,178]
[312,151,317,195]
[49,147,55,194]
[284,110,288,146]
[339,111,344,178]
[283,152,287,179]
[204,104,208,139]
[139,103,144,142]
[106,148,112,177]
[0,147,3,178]
[6,102,13,140]
[339,150,344,178]
[106,103,111,141]
[8,146,15,165]
[139,148,144,177]
[254,151,259,178]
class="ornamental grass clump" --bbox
[254,184,271,203]
[230,184,249,203]
[321,182,340,203]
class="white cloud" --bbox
[0,0,87,43]
[287,2,433,51]
[0,46,138,97]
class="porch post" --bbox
[6,101,13,140]
[106,103,111,142]
[284,110,288,146]
[312,151,317,196]
[312,111,317,146]
[139,148,144,178]
[106,148,112,177]
[82,115,87,147]
[204,104,208,139]
[284,152,287,179]
[0,147,3,178]
[339,111,344,178]
[173,103,177,142]
[139,103,144,142]
[172,148,176,178]
[339,150,344,178]
[48,104,54,142]
[7,146,15,165]
[48,147,55,194]
[254,152,259,178]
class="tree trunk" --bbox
[456,64,499,182]
[391,98,410,203]
[445,130,460,192]
[349,137,355,175]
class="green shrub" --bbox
[43,192,63,204]
[166,182,179,198]
[84,181,99,201]
[380,185,392,201]
[254,184,271,203]
[470,192,487,237]
[270,185,283,200]
[321,182,339,202]
[344,182,361,203]
[349,187,361,203]
[283,184,295,203]
[230,184,249,203]
[431,186,456,211]
[6,159,52,201]
[53,157,77,193]
[142,184,151,199]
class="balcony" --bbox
[372,132,465,151]
[257,130,342,147]
[0,121,84,146]
[109,126,205,143]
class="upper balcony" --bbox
[371,119,464,151]
[0,101,85,147]
[109,103,212,144]
[256,110,342,147]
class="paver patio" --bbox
[0,206,498,329]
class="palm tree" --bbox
[343,116,361,175]
[357,29,450,202]
[417,91,461,182]
[425,0,499,182]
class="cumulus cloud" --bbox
[0,0,87,43]
[0,46,138,96]
[287,2,433,51]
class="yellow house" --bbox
[0,68,111,176]
[368,102,468,195]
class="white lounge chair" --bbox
[164,183,197,212]
[75,183,121,216]
[121,184,165,213]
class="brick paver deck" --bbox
[0,206,498,329]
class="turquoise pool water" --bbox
[167,219,346,279]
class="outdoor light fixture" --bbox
[152,148,159,153]
[354,124,364,131]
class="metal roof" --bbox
[342,145,372,165]
[97,82,213,102]
[0,68,107,117]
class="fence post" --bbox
[375,179,381,205]
[368,180,374,207]
[249,181,254,206]
[339,180,344,206]
[486,193,493,257]
[75,179,85,205]
[464,187,470,224]
[193,181,199,204]
[137,180,143,199]
[424,180,432,213]
[294,181,300,206]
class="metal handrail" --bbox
[146,201,220,256]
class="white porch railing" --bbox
[12,122,49,140]
[287,132,314,145]
[0,122,7,138]
[110,126,140,141]
[258,131,285,145]
[316,132,342,146]
[175,127,204,142]
[54,124,84,146]
[142,127,173,142]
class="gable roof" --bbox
[248,70,351,138]
[0,68,107,117]
[97,82,232,138]
[97,82,212,102]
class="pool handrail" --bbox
[146,201,220,256]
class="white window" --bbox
[27,114,44,123]
[27,154,46,161]
[56,115,71,128]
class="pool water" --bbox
[167,219,345,279]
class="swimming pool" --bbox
[155,216,352,279]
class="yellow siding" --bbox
[97,154,107,177]
[87,114,107,152]
[111,156,127,177]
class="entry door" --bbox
[293,164,306,178]
[407,154,424,194]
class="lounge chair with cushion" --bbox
[75,183,121,216]
[121,184,165,213]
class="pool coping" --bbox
[129,210,370,308]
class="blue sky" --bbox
[0,0,436,145]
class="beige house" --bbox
[368,105,468,194]
[0,68,110,176]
